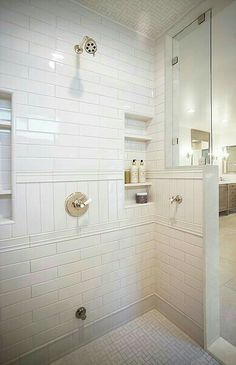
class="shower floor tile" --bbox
[50,310,220,365]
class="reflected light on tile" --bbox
[52,53,64,61]
[49,61,56,70]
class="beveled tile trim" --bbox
[16,171,123,184]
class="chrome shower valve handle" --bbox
[65,192,91,217]
[170,195,183,204]
[73,198,92,209]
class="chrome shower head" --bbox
[84,37,97,55]
[74,36,97,56]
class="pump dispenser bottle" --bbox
[139,160,146,183]
[130,159,138,183]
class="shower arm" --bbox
[74,36,89,54]
[80,36,89,48]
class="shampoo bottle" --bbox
[130,159,138,183]
[139,160,146,183]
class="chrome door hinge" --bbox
[172,137,179,145]
[198,13,205,24]
[172,56,178,66]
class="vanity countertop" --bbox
[219,180,236,185]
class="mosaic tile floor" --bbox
[51,310,220,365]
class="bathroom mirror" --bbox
[222,145,236,173]
[190,129,210,165]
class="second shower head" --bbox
[74,36,97,56]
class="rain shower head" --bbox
[74,36,97,56]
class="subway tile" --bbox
[0,312,32,334]
[0,244,56,266]
[16,157,54,172]
[0,6,29,28]
[0,0,56,25]
[80,246,102,260]
[33,294,82,321]
[57,235,100,253]
[81,262,118,282]
[0,32,29,52]
[0,4,205,363]
[31,271,81,297]
[31,249,81,272]
[0,262,30,281]
[0,268,57,294]
[58,256,101,277]
[0,60,28,78]
[1,337,33,365]
[1,291,58,320]
[185,253,202,270]
[33,320,74,347]
[170,238,203,258]
[2,314,59,348]
[59,277,101,300]
[30,17,56,37]
[0,287,31,308]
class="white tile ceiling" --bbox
[76,0,204,39]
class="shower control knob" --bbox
[73,198,92,209]
[75,307,87,320]
[170,195,183,204]
[65,192,91,217]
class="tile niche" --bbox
[0,91,13,224]
[124,112,153,207]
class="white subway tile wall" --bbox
[0,1,204,364]
[153,37,204,333]
[0,225,155,364]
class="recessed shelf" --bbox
[0,107,11,111]
[125,202,154,209]
[125,182,152,188]
[0,120,11,129]
[125,112,153,122]
[124,111,152,207]
[0,190,11,195]
[0,91,13,224]
[124,134,152,142]
[0,218,14,225]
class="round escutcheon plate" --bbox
[65,192,89,217]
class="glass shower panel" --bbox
[213,0,236,349]
[172,11,212,167]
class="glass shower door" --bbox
[172,10,212,167]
